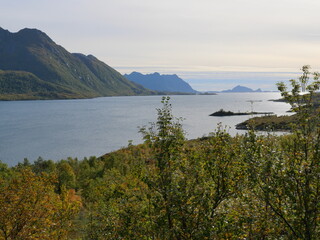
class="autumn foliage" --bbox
[0,66,319,239]
[0,168,80,240]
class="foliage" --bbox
[236,114,297,131]
[277,65,320,133]
[0,168,80,240]
[2,66,320,239]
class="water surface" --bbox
[0,93,290,165]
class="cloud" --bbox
[1,0,320,90]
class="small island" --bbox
[210,109,273,117]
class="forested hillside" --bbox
[0,67,319,239]
[0,70,81,100]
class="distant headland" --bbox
[200,85,265,94]
[124,72,197,94]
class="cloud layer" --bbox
[1,0,320,90]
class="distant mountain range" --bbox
[203,85,263,94]
[124,72,197,93]
[0,27,153,100]
[221,85,262,93]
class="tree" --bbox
[0,168,80,240]
[139,97,243,239]
[140,96,186,239]
[56,161,76,192]
[32,157,56,174]
[244,66,320,239]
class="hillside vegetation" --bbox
[0,70,83,100]
[0,28,153,100]
[1,67,319,239]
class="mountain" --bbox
[221,85,262,93]
[0,27,152,100]
[124,72,197,93]
[0,70,79,100]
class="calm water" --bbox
[0,93,290,165]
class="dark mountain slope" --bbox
[0,70,81,100]
[0,27,152,99]
[73,54,147,95]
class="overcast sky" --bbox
[1,0,320,90]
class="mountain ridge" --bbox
[124,71,197,93]
[221,85,262,93]
[0,27,153,100]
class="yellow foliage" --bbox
[0,169,80,240]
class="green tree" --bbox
[0,161,12,179]
[57,161,76,191]
[244,66,320,239]
[84,169,152,240]
[32,157,56,174]
[140,96,186,239]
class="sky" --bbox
[1,0,320,91]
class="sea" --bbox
[0,93,291,166]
